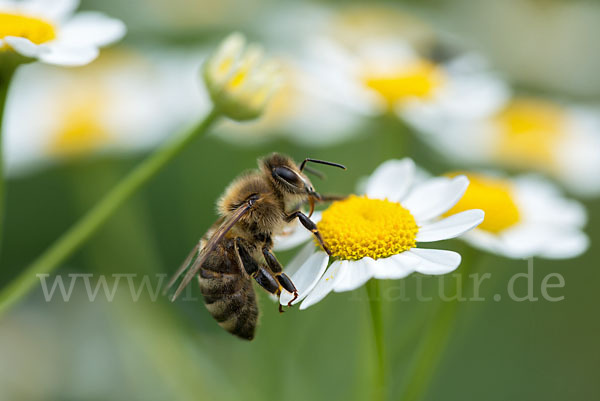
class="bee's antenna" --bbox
[299,158,346,172]
[302,165,326,179]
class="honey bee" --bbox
[165,153,345,340]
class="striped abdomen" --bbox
[197,240,258,340]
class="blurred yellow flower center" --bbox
[363,60,444,106]
[49,93,111,158]
[494,99,566,167]
[445,173,520,233]
[317,195,418,260]
[227,68,248,89]
[0,12,56,47]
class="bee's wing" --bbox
[163,241,202,296]
[167,200,255,302]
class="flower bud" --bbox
[203,32,281,121]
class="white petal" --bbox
[462,224,552,259]
[299,260,345,310]
[408,248,461,275]
[273,222,312,251]
[500,224,590,260]
[428,69,510,120]
[273,212,321,251]
[39,43,99,66]
[58,12,126,47]
[538,230,589,259]
[365,158,415,202]
[499,224,552,259]
[460,229,506,256]
[513,175,561,197]
[281,242,316,277]
[514,180,587,228]
[555,120,600,197]
[371,253,416,279]
[402,175,469,222]
[3,36,48,58]
[333,258,374,292]
[280,251,328,305]
[416,209,484,242]
[19,0,78,22]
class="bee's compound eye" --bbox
[273,166,301,186]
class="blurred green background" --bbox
[1,0,599,400]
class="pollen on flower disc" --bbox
[317,195,418,260]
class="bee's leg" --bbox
[262,247,298,307]
[235,238,281,297]
[285,211,331,255]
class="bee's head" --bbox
[260,153,346,203]
[260,153,317,199]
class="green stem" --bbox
[399,300,456,401]
[0,66,16,253]
[0,108,220,316]
[366,279,387,401]
[399,250,479,401]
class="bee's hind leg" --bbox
[262,247,298,307]
[235,239,285,308]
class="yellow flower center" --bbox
[445,173,520,233]
[362,60,444,107]
[0,12,56,48]
[48,92,111,158]
[317,195,418,260]
[494,99,566,168]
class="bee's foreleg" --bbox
[285,211,331,256]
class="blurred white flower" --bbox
[4,47,208,175]
[444,171,589,259]
[410,97,600,197]
[232,3,497,147]
[203,32,281,121]
[270,4,507,122]
[310,38,509,122]
[274,159,484,310]
[0,0,125,66]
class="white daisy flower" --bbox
[309,38,509,121]
[0,0,125,66]
[443,171,589,259]
[410,97,600,197]
[4,47,208,175]
[274,158,484,310]
[288,3,509,123]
